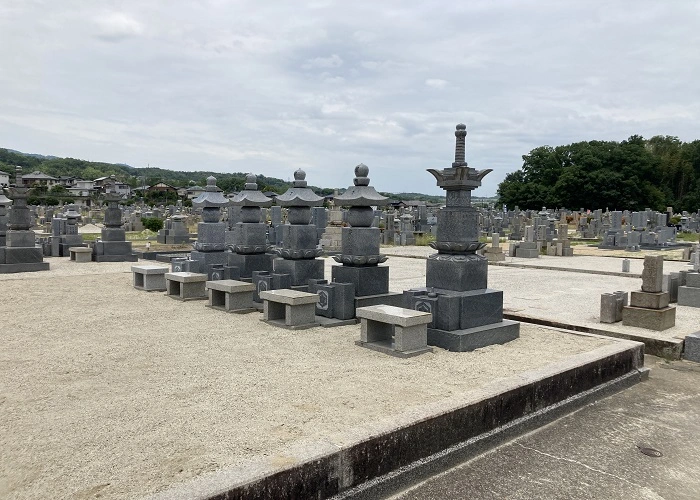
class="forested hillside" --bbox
[497,135,700,212]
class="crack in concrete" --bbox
[515,443,666,498]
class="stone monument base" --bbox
[93,241,138,262]
[428,319,520,352]
[228,253,274,279]
[622,306,676,331]
[0,246,50,273]
[331,265,389,296]
[0,261,50,273]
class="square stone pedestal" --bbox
[228,252,274,279]
[273,258,324,287]
[622,306,676,331]
[206,280,256,313]
[355,305,433,358]
[165,272,208,301]
[132,265,168,291]
[260,289,320,330]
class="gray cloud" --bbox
[1,0,699,196]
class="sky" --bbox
[1,1,699,196]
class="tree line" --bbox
[497,135,700,212]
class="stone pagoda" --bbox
[0,166,50,273]
[404,124,519,351]
[92,178,138,262]
[51,204,86,257]
[228,173,274,278]
[273,169,325,287]
[331,164,401,307]
[191,176,230,276]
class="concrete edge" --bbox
[332,366,650,500]
[504,312,683,359]
[150,338,643,500]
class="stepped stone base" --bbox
[0,262,50,273]
[622,305,676,331]
[428,319,520,352]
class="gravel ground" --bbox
[1,258,613,499]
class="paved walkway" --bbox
[392,355,700,500]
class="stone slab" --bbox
[206,279,255,293]
[425,256,487,292]
[0,262,50,273]
[428,320,520,352]
[165,272,208,283]
[331,264,389,297]
[93,254,139,262]
[131,265,168,275]
[260,289,320,306]
[356,304,433,328]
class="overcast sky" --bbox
[1,1,699,196]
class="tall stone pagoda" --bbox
[0,166,50,273]
[191,176,230,275]
[404,124,519,351]
[273,169,325,286]
[228,173,274,278]
[332,164,401,307]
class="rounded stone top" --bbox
[206,175,216,186]
[354,163,369,178]
[244,173,258,190]
[294,169,306,181]
[456,123,466,130]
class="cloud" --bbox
[425,79,447,89]
[94,12,144,42]
[302,54,344,70]
[0,0,699,197]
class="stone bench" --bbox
[164,272,208,301]
[69,246,93,263]
[260,289,319,330]
[132,265,169,292]
[355,305,433,358]
[206,279,256,313]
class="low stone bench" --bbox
[69,246,93,263]
[206,279,256,313]
[132,265,168,292]
[260,289,319,330]
[164,272,208,301]
[355,305,433,358]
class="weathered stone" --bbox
[641,255,664,293]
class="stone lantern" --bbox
[190,176,230,275]
[273,169,325,286]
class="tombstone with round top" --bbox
[0,166,50,273]
[272,169,325,287]
[403,124,519,351]
[190,176,230,276]
[227,173,274,278]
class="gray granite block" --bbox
[0,262,50,273]
[101,228,126,242]
[332,264,389,297]
[280,225,318,251]
[3,247,43,264]
[6,231,36,247]
[678,286,700,307]
[425,255,487,292]
[683,332,700,362]
[227,252,273,278]
[341,226,381,257]
[685,272,700,288]
[273,257,324,287]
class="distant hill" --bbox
[0,148,445,201]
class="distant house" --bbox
[147,182,178,195]
[0,170,9,187]
[186,185,206,199]
[66,179,96,198]
[22,171,58,187]
[57,176,75,187]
